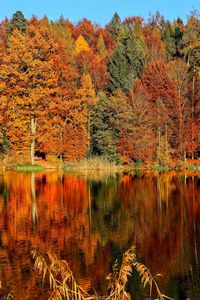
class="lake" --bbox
[0,170,200,299]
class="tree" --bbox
[167,60,190,159]
[125,30,146,85]
[144,28,166,62]
[75,74,97,155]
[38,26,78,160]
[182,11,200,67]
[74,35,91,55]
[91,89,131,161]
[108,42,129,91]
[173,19,184,57]
[73,18,96,49]
[50,16,75,56]
[108,41,128,92]
[96,33,107,59]
[95,28,116,54]
[142,61,178,163]
[182,12,200,158]
[0,21,60,164]
[117,81,156,163]
[4,11,27,35]
[109,29,146,92]
[161,23,176,60]
[123,16,144,31]
[106,13,121,39]
[91,92,117,159]
[75,49,108,91]
[147,11,166,31]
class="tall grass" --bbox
[32,246,173,300]
[0,280,13,299]
[64,157,122,171]
[32,250,97,300]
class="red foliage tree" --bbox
[75,50,108,91]
[142,61,179,163]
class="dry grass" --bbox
[64,157,122,171]
[133,262,173,300]
[106,246,136,300]
[32,250,97,300]
[32,247,173,300]
[0,280,13,300]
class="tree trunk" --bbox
[157,127,161,164]
[88,110,91,156]
[30,115,36,165]
[191,76,195,160]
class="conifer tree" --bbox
[161,23,176,60]
[91,92,117,159]
[96,33,107,59]
[107,12,121,39]
[5,11,27,35]
[108,41,128,92]
[109,29,146,92]
[91,90,131,161]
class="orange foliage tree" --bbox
[144,28,166,63]
[75,48,108,91]
[0,21,59,164]
[167,60,190,160]
[117,81,156,163]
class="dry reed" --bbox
[32,250,97,300]
[32,246,174,300]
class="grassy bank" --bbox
[186,165,200,171]
[1,156,200,173]
[15,165,45,172]
[152,165,169,171]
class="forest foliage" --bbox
[0,10,200,166]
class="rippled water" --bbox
[0,170,200,299]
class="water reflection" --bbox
[0,170,200,299]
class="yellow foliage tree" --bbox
[76,74,97,154]
[74,34,91,55]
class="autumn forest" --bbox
[0,10,200,166]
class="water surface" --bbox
[0,170,200,299]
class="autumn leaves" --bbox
[0,11,200,165]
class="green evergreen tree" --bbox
[91,90,131,161]
[173,25,184,56]
[91,92,117,160]
[107,12,121,39]
[108,29,146,92]
[5,11,27,35]
[161,23,176,60]
[125,30,146,90]
[108,42,129,92]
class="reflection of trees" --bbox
[0,171,100,299]
[90,171,200,299]
[0,171,200,299]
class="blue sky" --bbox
[0,0,200,25]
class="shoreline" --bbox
[1,159,200,172]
